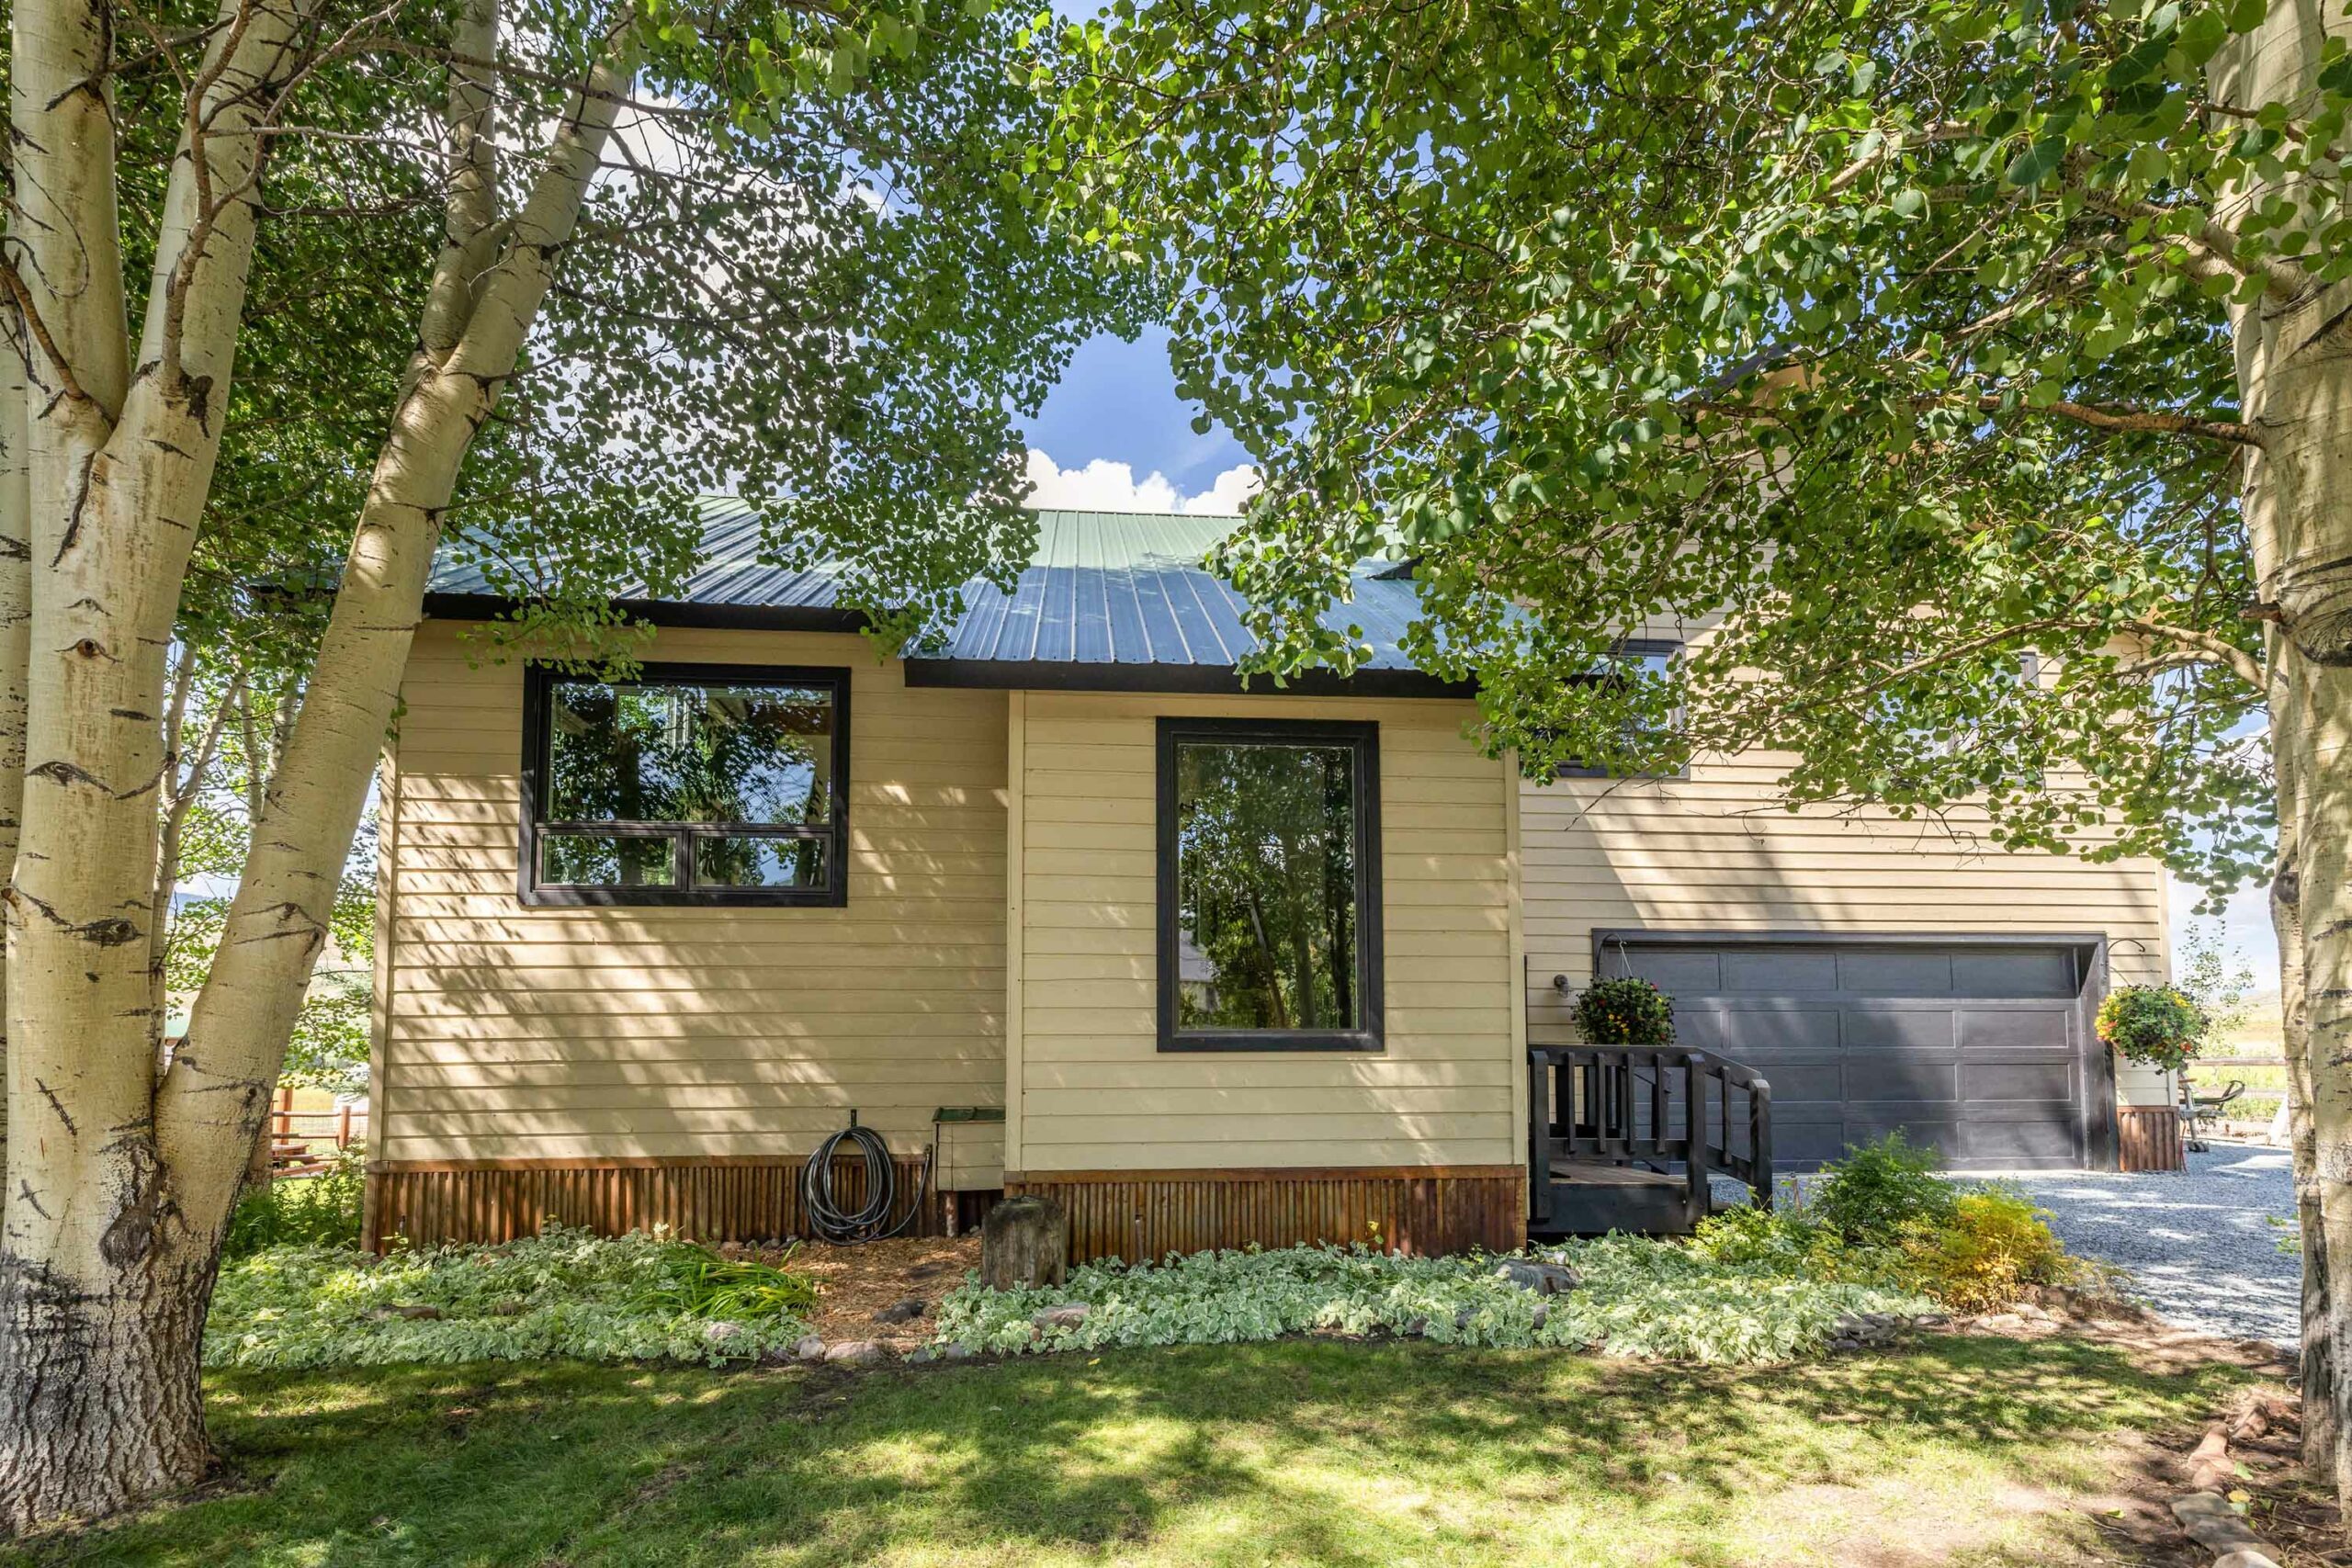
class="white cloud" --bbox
[1023,449,1260,516]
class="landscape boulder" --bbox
[1493,1260,1581,1296]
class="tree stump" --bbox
[980,1195,1069,1291]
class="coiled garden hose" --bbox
[800,1116,933,1244]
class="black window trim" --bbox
[519,660,852,908]
[1155,716,1385,1054]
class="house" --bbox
[362,508,2177,1258]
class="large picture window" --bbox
[520,662,849,906]
[1156,718,1382,1053]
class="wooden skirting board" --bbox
[364,1155,982,1251]
[1001,1165,1529,1263]
[2115,1106,2187,1172]
[371,1158,1526,1258]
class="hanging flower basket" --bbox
[1574,976,1676,1046]
[2095,985,2206,1073]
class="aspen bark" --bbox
[0,249,29,1179]
[0,0,311,1529]
[2270,723,2335,1469]
[167,16,642,1257]
[2211,0,2352,1502]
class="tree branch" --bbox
[1985,395,2263,447]
[2081,190,2316,304]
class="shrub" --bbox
[1689,1202,1894,1285]
[1898,1189,2075,1312]
[1574,976,1675,1045]
[206,1226,814,1371]
[1807,1133,1958,1245]
[933,1235,1933,1366]
[2095,985,2207,1072]
[222,1153,365,1260]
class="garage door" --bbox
[1595,934,2110,1171]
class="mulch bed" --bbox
[722,1235,980,1350]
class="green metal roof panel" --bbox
[427,504,1441,674]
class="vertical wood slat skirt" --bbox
[2115,1106,2187,1172]
[371,1160,1530,1258]
[1002,1166,1528,1262]
[365,1156,966,1251]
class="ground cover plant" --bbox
[205,1229,814,1371]
[934,1235,1934,1364]
[0,1336,2270,1568]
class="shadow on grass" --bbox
[3,1334,2263,1568]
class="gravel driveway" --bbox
[1988,1145,2299,1347]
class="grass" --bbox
[7,1335,2265,1568]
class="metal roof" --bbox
[426,503,1459,690]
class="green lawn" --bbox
[9,1336,2263,1568]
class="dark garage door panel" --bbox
[1599,938,2104,1171]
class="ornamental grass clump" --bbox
[205,1226,812,1371]
[932,1236,1932,1366]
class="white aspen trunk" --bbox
[2269,719,2335,1468]
[164,18,643,1278]
[0,0,311,1529]
[2213,0,2352,1504]
[0,265,30,1179]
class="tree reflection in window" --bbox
[1173,739,1359,1032]
[528,667,844,901]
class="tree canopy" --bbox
[1044,0,2352,892]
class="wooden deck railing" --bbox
[1526,1044,1773,1231]
[269,1086,366,1177]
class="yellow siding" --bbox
[378,622,1009,1168]
[1521,751,2175,1107]
[1014,693,1517,1171]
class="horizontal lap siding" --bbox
[1521,751,2172,1107]
[1017,693,1519,1177]
[378,623,1009,1170]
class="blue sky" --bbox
[1016,326,1260,513]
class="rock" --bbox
[793,1335,827,1361]
[368,1303,443,1322]
[905,1347,936,1365]
[875,1297,928,1325]
[981,1196,1069,1292]
[824,1339,883,1365]
[2213,1552,2287,1568]
[944,1342,977,1360]
[2012,1301,2053,1323]
[1830,1313,1897,1348]
[1405,1316,1430,1337]
[1531,1302,1549,1331]
[1493,1259,1582,1296]
[1033,1303,1091,1330]
[702,1320,745,1347]
[1453,1307,1476,1332]
[1978,1313,2026,1332]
